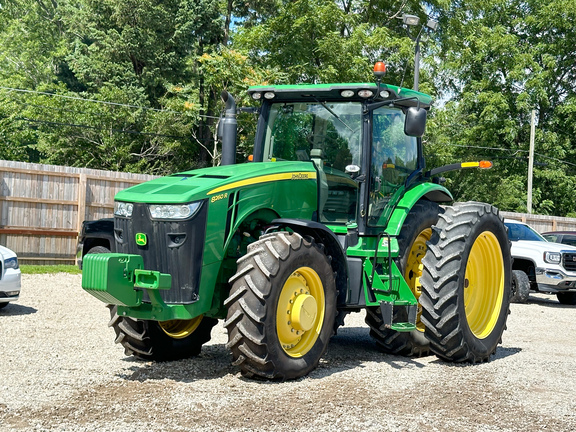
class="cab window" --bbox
[263,102,362,224]
[368,107,418,226]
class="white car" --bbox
[0,245,21,309]
[505,219,576,305]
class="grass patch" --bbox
[21,265,81,275]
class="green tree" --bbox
[426,0,576,216]
[0,0,226,173]
[233,0,433,86]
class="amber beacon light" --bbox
[373,62,387,78]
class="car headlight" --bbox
[149,202,201,220]
[544,251,561,264]
[114,201,134,218]
[4,257,19,270]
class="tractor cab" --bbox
[247,81,431,234]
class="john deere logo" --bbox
[135,233,147,246]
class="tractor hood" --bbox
[115,161,318,204]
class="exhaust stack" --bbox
[220,91,237,166]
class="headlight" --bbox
[114,201,134,217]
[4,257,19,270]
[358,89,374,98]
[149,202,201,220]
[544,251,561,264]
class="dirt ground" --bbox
[1,273,575,432]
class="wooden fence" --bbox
[2,159,576,265]
[0,160,155,265]
[501,211,576,233]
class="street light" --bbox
[399,14,439,91]
[402,14,420,26]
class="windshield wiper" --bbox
[365,96,421,112]
[312,97,355,133]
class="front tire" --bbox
[225,231,337,380]
[511,270,530,303]
[557,292,576,305]
[108,305,217,361]
[420,202,511,362]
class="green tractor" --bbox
[82,64,511,380]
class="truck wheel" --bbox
[511,270,530,303]
[225,231,337,380]
[107,305,217,361]
[556,292,576,305]
[86,245,111,255]
[365,200,440,357]
[419,202,511,362]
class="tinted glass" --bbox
[505,222,545,241]
[543,234,558,242]
[561,235,576,247]
[368,107,418,226]
[263,102,362,224]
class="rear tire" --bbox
[556,292,576,305]
[108,305,217,361]
[419,202,511,362]
[511,270,530,303]
[365,200,440,357]
[225,231,337,380]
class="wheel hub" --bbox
[276,268,325,357]
[291,294,317,331]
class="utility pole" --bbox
[399,15,438,92]
[527,109,536,214]
[413,35,421,91]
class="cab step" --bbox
[379,301,417,332]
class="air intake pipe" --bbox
[219,91,237,166]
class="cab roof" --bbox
[247,83,433,108]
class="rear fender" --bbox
[385,183,452,236]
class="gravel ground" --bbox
[1,273,576,431]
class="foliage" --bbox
[1,0,576,215]
[426,0,576,215]
[233,0,430,86]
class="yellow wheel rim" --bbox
[159,316,203,339]
[276,267,325,358]
[404,228,432,332]
[464,231,505,339]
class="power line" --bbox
[13,98,103,117]
[442,143,520,152]
[0,85,178,113]
[16,116,189,140]
[441,143,576,168]
[0,85,222,119]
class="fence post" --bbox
[77,173,87,234]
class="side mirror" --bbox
[404,107,427,137]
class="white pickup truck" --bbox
[505,219,576,305]
[0,245,21,309]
